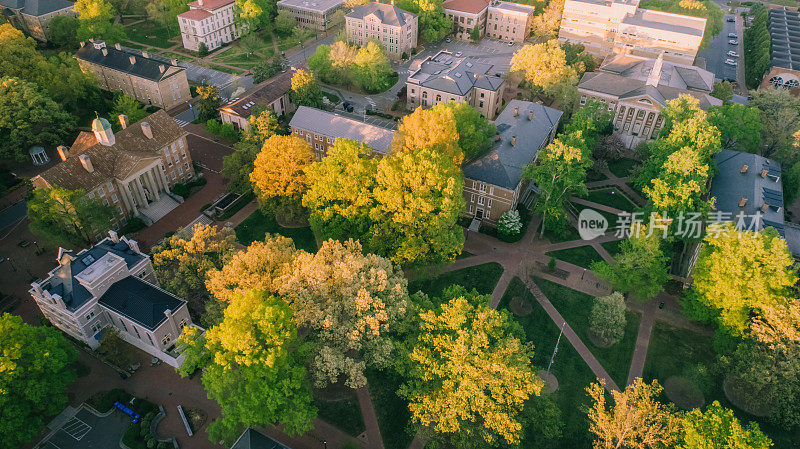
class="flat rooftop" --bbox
[277,0,342,13]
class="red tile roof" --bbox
[187,0,234,11]
[442,0,489,14]
[178,8,212,20]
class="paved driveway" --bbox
[39,407,130,449]
[698,13,743,86]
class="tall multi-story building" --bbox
[443,0,489,40]
[406,50,506,119]
[30,231,195,367]
[577,53,721,148]
[486,1,535,42]
[345,2,418,59]
[558,0,706,65]
[177,0,242,52]
[289,106,395,159]
[463,100,562,224]
[277,0,344,30]
[760,7,800,93]
[75,40,191,110]
[32,111,196,226]
[219,70,296,130]
[0,0,75,40]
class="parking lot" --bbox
[38,407,131,449]
[421,37,524,73]
[698,14,744,85]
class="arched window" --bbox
[786,79,799,88]
[638,98,653,105]
[436,94,442,102]
[422,91,428,98]
[770,76,785,87]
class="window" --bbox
[98,187,105,196]
[171,143,177,153]
[171,172,176,180]
[184,162,190,170]
[479,183,486,192]
[489,186,494,195]
[487,198,493,208]
[133,326,141,339]
[161,164,166,171]
[470,194,476,202]
[580,95,586,105]
[85,311,95,321]
[478,196,485,205]
[107,182,114,191]
[162,335,172,346]
[147,333,154,345]
[181,152,187,159]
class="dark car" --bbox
[727,17,735,22]
[342,101,354,112]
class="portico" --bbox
[118,162,171,216]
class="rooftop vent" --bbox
[761,168,769,178]
[739,197,748,207]
[142,50,149,58]
[129,55,136,65]
[513,107,518,116]
[141,122,153,139]
[528,110,533,121]
[741,164,749,173]
[115,43,121,50]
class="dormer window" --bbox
[738,198,748,207]
[740,164,749,173]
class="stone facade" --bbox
[486,1,535,42]
[277,0,344,30]
[177,0,242,52]
[346,2,418,59]
[443,0,489,40]
[0,0,75,41]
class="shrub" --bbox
[172,183,189,198]
[219,123,238,141]
[87,388,131,413]
[198,42,208,57]
[119,217,146,235]
[401,52,408,59]
[588,292,626,346]
[497,210,523,241]
[205,119,221,135]
[547,256,557,272]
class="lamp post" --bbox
[7,257,17,272]
[547,321,566,374]
[34,240,41,255]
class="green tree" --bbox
[275,9,296,36]
[395,0,451,43]
[744,4,770,88]
[750,87,800,160]
[469,24,481,42]
[252,57,284,83]
[371,145,465,265]
[685,224,798,336]
[511,39,577,91]
[28,186,117,246]
[222,106,281,194]
[278,239,410,388]
[303,138,378,241]
[710,80,734,103]
[588,292,627,346]
[110,94,147,129]
[0,77,76,161]
[290,68,324,108]
[151,223,237,323]
[707,103,762,153]
[0,313,78,449]
[391,103,463,165]
[678,401,772,449]
[196,84,221,121]
[96,327,136,368]
[177,291,316,443]
[198,42,209,56]
[591,224,670,300]
[399,286,542,447]
[562,41,596,76]
[444,101,497,160]
[49,15,80,49]
[351,41,394,93]
[145,0,187,34]
[75,0,126,43]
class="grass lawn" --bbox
[585,187,638,212]
[542,222,581,244]
[322,91,340,104]
[366,369,413,449]
[546,245,604,269]
[234,209,317,252]
[123,21,178,49]
[533,277,640,388]
[313,391,365,437]
[120,41,147,50]
[607,158,639,178]
[407,262,503,299]
[601,239,624,258]
[572,204,622,230]
[161,51,195,62]
[499,278,596,449]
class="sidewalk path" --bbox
[627,298,656,386]
[355,385,385,449]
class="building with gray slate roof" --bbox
[230,428,290,449]
[346,2,418,59]
[277,0,343,30]
[76,40,191,110]
[577,52,721,149]
[289,106,395,158]
[0,0,74,40]
[30,231,196,367]
[407,50,506,119]
[463,100,562,224]
[760,7,800,93]
[709,149,800,258]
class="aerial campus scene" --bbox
[1,0,800,447]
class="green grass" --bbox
[161,51,195,62]
[499,278,595,449]
[546,245,604,269]
[234,209,317,252]
[533,277,641,388]
[585,187,638,212]
[606,158,639,178]
[314,393,365,436]
[542,222,581,244]
[123,20,178,49]
[601,239,624,258]
[573,204,622,230]
[205,63,245,75]
[322,91,340,104]
[120,41,147,50]
[407,262,504,299]
[366,369,413,449]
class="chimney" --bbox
[78,154,94,173]
[129,55,136,64]
[142,50,149,58]
[171,59,179,66]
[647,52,664,87]
[125,237,141,254]
[513,107,518,116]
[115,42,121,50]
[761,168,769,178]
[108,230,120,243]
[141,122,153,139]
[101,48,108,56]
[740,164,749,173]
[118,114,129,129]
[528,110,533,121]
[494,133,501,142]
[738,197,748,207]
[511,136,516,146]
[159,64,166,73]
[761,203,770,212]
[56,145,70,161]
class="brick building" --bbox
[219,70,295,130]
[345,2,418,59]
[177,0,242,52]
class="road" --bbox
[0,201,26,232]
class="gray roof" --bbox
[44,239,146,312]
[463,100,562,190]
[578,71,721,109]
[346,2,415,26]
[599,54,714,92]
[408,51,504,96]
[488,1,535,14]
[768,8,800,71]
[709,150,798,255]
[75,40,185,83]
[0,0,73,15]
[98,277,185,331]
[231,428,289,449]
[289,106,395,154]
[621,8,706,37]
[276,0,342,13]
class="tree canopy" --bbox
[707,103,762,154]
[196,84,221,121]
[110,94,147,130]
[395,0,451,43]
[75,0,126,43]
[27,186,117,247]
[222,106,281,194]
[308,41,396,93]
[391,104,463,165]
[290,68,325,109]
[678,401,772,449]
[145,0,187,34]
[0,314,78,449]
[531,0,564,37]
[511,40,577,91]
[250,134,315,206]
[444,101,497,161]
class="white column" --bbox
[123,182,138,215]
[137,177,148,205]
[144,170,160,201]
[131,179,145,206]
[117,181,134,215]
[158,165,171,193]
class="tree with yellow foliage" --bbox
[391,104,463,165]
[290,68,324,108]
[250,134,315,208]
[511,39,577,91]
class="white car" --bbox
[727,50,739,57]
[725,59,738,66]
[729,39,739,45]
[728,32,737,38]
[446,37,452,43]
[507,41,514,46]
[455,51,463,57]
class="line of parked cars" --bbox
[726,29,739,66]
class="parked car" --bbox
[725,59,738,66]
[507,41,514,46]
[728,33,737,38]
[342,101,354,112]
[729,39,738,45]
[727,50,739,57]
[727,17,735,22]
[455,51,463,57]
[446,37,452,43]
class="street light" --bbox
[7,257,17,272]
[33,240,41,255]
